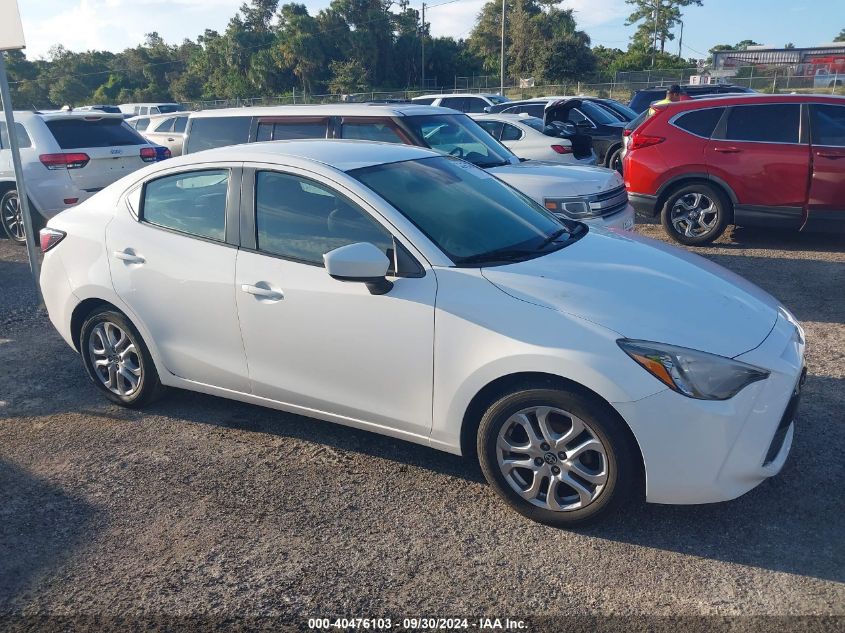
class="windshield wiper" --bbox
[458,248,537,265]
[536,228,569,250]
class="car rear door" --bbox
[44,116,152,192]
[706,102,809,228]
[806,102,845,231]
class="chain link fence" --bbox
[181,65,845,111]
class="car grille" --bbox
[588,186,628,218]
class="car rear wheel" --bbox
[607,146,624,174]
[661,182,730,246]
[477,387,636,527]
[79,308,166,407]
[1,190,26,244]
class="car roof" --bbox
[470,112,540,124]
[412,93,503,99]
[660,93,845,109]
[168,139,438,172]
[130,111,191,121]
[12,111,126,121]
[189,104,450,118]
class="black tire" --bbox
[477,387,636,527]
[660,182,731,246]
[0,190,45,245]
[607,146,624,174]
[79,307,166,407]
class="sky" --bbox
[14,0,845,62]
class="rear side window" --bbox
[255,171,392,265]
[810,104,845,147]
[173,117,188,134]
[413,98,435,105]
[440,97,468,112]
[256,120,327,141]
[673,108,724,138]
[153,117,177,133]
[142,169,228,241]
[465,98,488,113]
[46,118,146,148]
[134,118,150,131]
[0,122,32,149]
[476,120,503,139]
[724,104,800,144]
[340,121,404,143]
[500,123,522,141]
[185,116,251,153]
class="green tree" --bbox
[626,0,702,54]
[834,29,845,42]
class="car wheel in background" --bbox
[79,308,166,407]
[607,146,624,174]
[661,182,730,246]
[477,387,636,527]
[1,190,26,244]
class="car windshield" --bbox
[402,114,514,168]
[488,95,510,104]
[350,156,584,266]
[157,105,185,114]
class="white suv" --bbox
[184,104,635,231]
[410,93,510,113]
[1,111,167,243]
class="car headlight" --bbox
[544,198,592,218]
[617,339,770,400]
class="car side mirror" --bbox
[324,242,393,295]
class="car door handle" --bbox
[714,147,742,153]
[113,250,145,264]
[167,137,175,142]
[241,284,284,301]
[817,151,845,159]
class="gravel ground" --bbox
[0,223,843,631]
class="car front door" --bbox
[107,165,250,392]
[807,102,845,231]
[706,103,809,228]
[234,166,437,438]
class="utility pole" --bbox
[421,2,426,90]
[678,18,684,58]
[500,0,506,94]
[651,0,660,67]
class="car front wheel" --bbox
[477,387,636,527]
[79,308,165,407]
[661,183,730,246]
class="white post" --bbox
[500,0,506,94]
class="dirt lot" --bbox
[0,223,843,631]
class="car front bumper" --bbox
[585,203,635,231]
[613,311,805,504]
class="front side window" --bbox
[724,104,800,144]
[142,169,228,241]
[810,104,845,147]
[255,171,392,265]
[466,98,488,113]
[351,156,582,265]
[0,122,32,149]
[341,121,405,143]
[46,118,146,148]
[580,102,619,125]
[173,117,188,134]
[256,120,328,141]
[402,114,514,168]
[500,123,522,141]
[674,108,725,138]
[440,97,468,112]
[185,116,251,153]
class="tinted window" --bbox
[134,118,150,131]
[0,122,32,149]
[500,123,522,141]
[352,156,574,264]
[440,97,468,112]
[810,104,845,147]
[413,98,435,105]
[46,118,146,148]
[725,104,800,143]
[476,120,503,139]
[256,120,327,141]
[341,121,404,143]
[488,95,509,105]
[173,117,188,134]
[142,169,228,241]
[153,117,177,133]
[255,171,392,265]
[674,108,725,138]
[185,116,251,153]
[157,105,185,114]
[466,98,488,113]
[521,117,545,132]
[402,114,513,168]
[581,101,619,125]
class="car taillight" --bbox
[140,147,157,162]
[551,144,572,154]
[628,134,665,151]
[39,227,66,253]
[622,128,633,137]
[39,153,90,170]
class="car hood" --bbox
[486,162,624,200]
[481,229,780,358]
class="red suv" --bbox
[624,94,845,245]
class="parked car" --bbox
[470,113,596,165]
[0,111,170,243]
[489,97,628,171]
[38,139,806,526]
[594,99,638,122]
[118,103,186,118]
[134,112,190,156]
[411,93,510,113]
[628,84,755,114]
[624,93,845,244]
[76,105,122,114]
[183,104,634,230]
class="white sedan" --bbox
[471,113,597,165]
[39,140,805,526]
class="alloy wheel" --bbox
[87,321,143,397]
[496,406,608,511]
[670,192,719,238]
[1,193,25,242]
